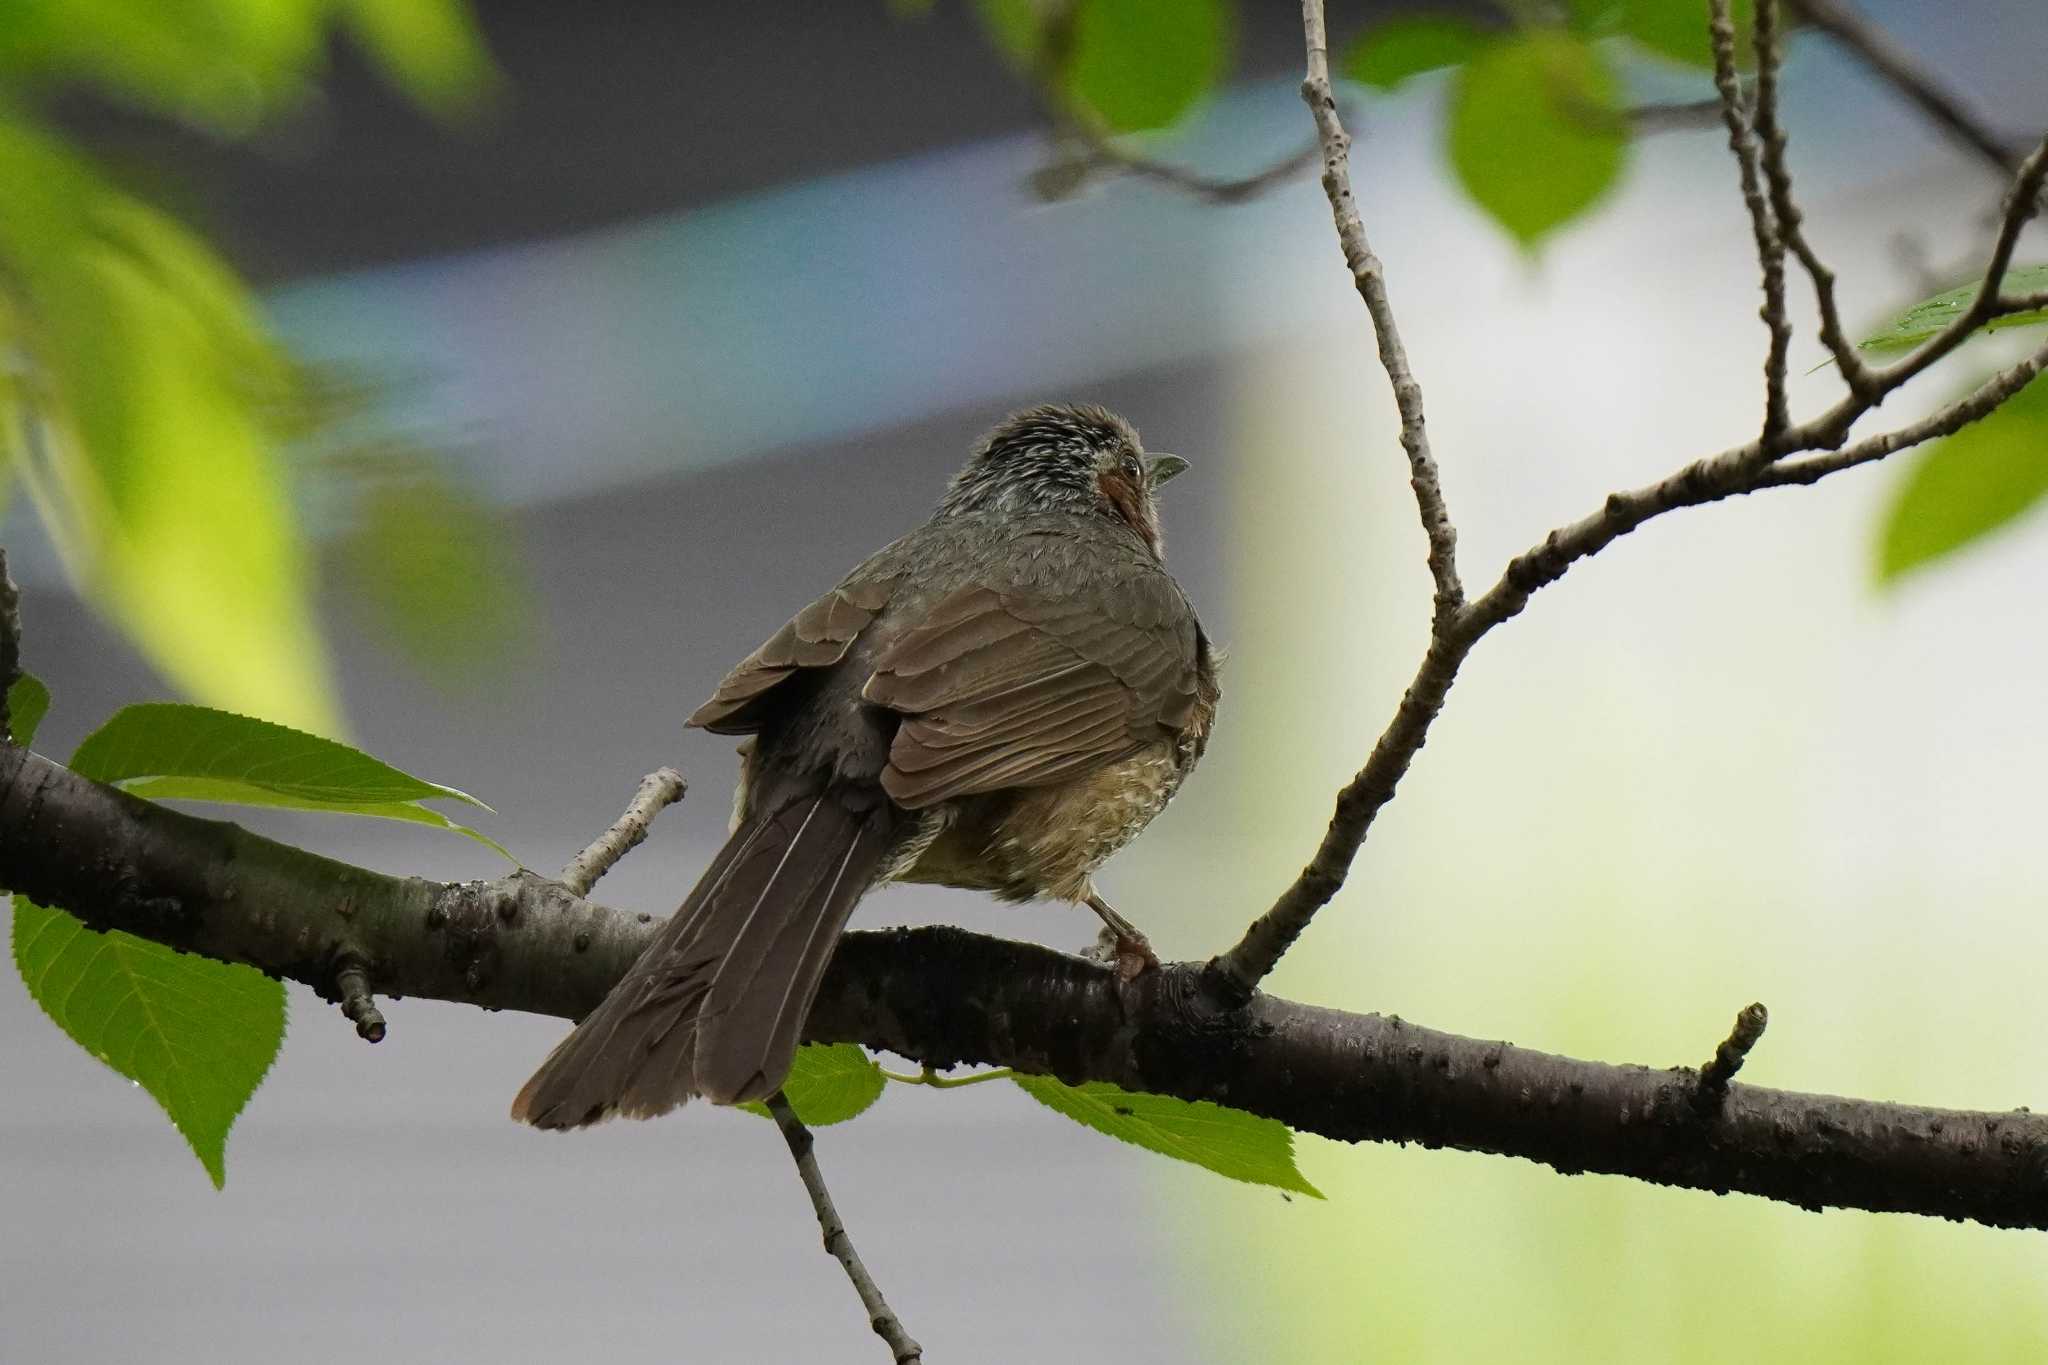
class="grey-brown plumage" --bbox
[511,404,1218,1128]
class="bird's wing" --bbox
[862,568,1205,809]
[688,574,900,734]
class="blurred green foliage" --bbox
[1878,372,2048,582]
[0,0,495,734]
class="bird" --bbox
[511,403,1218,1128]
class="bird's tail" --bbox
[511,789,896,1128]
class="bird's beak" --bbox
[1147,454,1191,487]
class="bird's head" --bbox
[938,403,1190,558]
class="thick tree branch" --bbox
[8,744,2048,1231]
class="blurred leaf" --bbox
[1620,0,1752,69]
[336,459,535,682]
[11,897,283,1187]
[1565,0,1624,35]
[8,673,50,748]
[1344,16,1488,91]
[342,0,501,120]
[1447,31,1626,248]
[0,118,338,732]
[1858,265,2048,354]
[0,0,319,131]
[739,1044,887,1126]
[972,0,1047,68]
[1876,372,2048,581]
[1012,1075,1323,1197]
[1067,0,1227,133]
[68,702,510,857]
[0,0,493,132]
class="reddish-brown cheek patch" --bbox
[1097,472,1159,555]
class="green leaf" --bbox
[1343,16,1488,91]
[739,1044,887,1126]
[1620,0,1752,69]
[971,0,1043,68]
[342,0,501,121]
[336,457,535,682]
[8,672,49,748]
[1012,1076,1323,1198]
[11,897,284,1187]
[67,702,509,857]
[1857,264,2048,354]
[1447,31,1627,248]
[0,117,340,733]
[1067,0,1227,133]
[1876,372,2048,581]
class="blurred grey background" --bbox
[7,3,2048,1362]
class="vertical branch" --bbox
[1707,0,1791,445]
[1752,0,1876,398]
[766,1094,924,1364]
[1297,0,1462,626]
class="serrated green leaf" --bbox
[1620,0,1752,69]
[1876,372,2048,581]
[1343,16,1488,91]
[11,897,284,1187]
[1857,265,2048,354]
[67,703,510,857]
[1068,0,1226,133]
[8,672,49,747]
[739,1044,886,1126]
[1447,31,1627,248]
[1012,1076,1323,1198]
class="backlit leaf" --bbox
[1877,372,2048,581]
[740,1044,887,1126]
[1857,265,2048,354]
[1620,0,1753,69]
[1067,0,1227,133]
[1344,16,1488,91]
[8,672,49,748]
[1447,31,1627,248]
[1013,1075,1323,1197]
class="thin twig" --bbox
[558,767,687,897]
[1296,0,1461,626]
[1211,37,2048,995]
[334,957,387,1043]
[1707,1,1791,444]
[766,1093,924,1364]
[1752,0,1875,399]
[0,547,19,745]
[1791,0,2028,180]
[1042,127,1324,206]
[1696,1002,1769,1108]
[1629,98,1729,136]
[1203,0,1466,998]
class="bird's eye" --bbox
[1120,453,1143,480]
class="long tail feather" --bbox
[511,791,893,1128]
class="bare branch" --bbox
[1629,98,1728,136]
[1043,126,1324,207]
[334,957,388,1044]
[1792,0,2030,180]
[767,1094,924,1364]
[1696,1002,1769,1108]
[1753,0,1876,398]
[0,548,19,746]
[7,742,2048,1229]
[558,766,687,897]
[1296,0,1461,625]
[1708,0,1791,443]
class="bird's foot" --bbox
[1085,894,1160,980]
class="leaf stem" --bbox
[879,1065,1017,1089]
